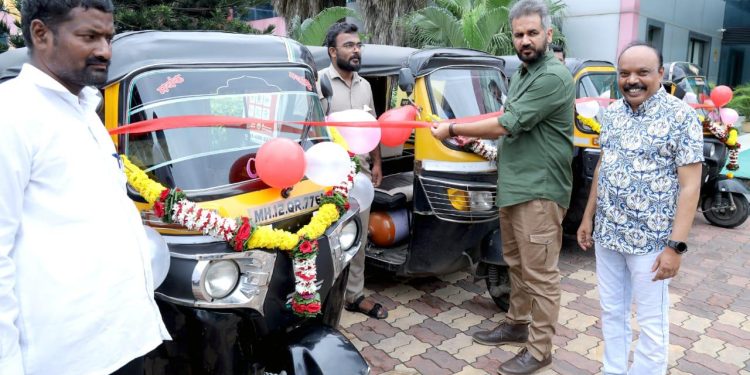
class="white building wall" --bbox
[561,0,726,82]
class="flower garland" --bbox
[467,140,497,161]
[577,114,602,134]
[122,156,356,317]
[704,120,741,170]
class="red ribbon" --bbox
[108,111,504,136]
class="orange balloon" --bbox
[710,85,733,108]
[379,105,417,147]
[255,138,306,188]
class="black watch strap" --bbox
[667,240,688,254]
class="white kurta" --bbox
[0,64,170,375]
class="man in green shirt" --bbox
[431,1,574,373]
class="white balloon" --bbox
[143,225,170,289]
[683,92,699,104]
[575,99,600,119]
[350,172,375,211]
[305,141,351,186]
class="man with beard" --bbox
[431,0,573,373]
[0,1,169,374]
[317,22,387,319]
[577,42,702,375]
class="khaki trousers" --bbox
[500,199,566,361]
[345,155,372,303]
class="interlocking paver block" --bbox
[568,269,598,284]
[454,365,490,375]
[669,309,691,326]
[681,314,713,333]
[439,271,469,283]
[560,290,578,307]
[420,348,468,373]
[340,309,370,328]
[434,306,468,325]
[433,284,478,305]
[379,284,425,304]
[361,346,400,373]
[716,342,750,369]
[564,332,599,356]
[566,313,598,332]
[557,306,578,325]
[718,310,748,328]
[454,342,494,362]
[691,335,726,358]
[489,312,507,323]
[437,333,475,355]
[374,332,417,354]
[682,350,742,374]
[391,309,428,331]
[380,364,419,375]
[403,356,452,375]
[391,339,431,362]
[435,308,484,331]
[669,343,687,367]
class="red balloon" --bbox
[379,105,417,147]
[255,138,306,188]
[710,85,733,108]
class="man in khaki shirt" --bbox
[318,22,386,319]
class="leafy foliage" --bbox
[113,0,273,33]
[288,6,358,46]
[0,0,23,51]
[400,0,566,56]
[729,83,750,118]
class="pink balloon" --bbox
[710,85,733,108]
[255,138,306,188]
[328,109,381,154]
[720,108,739,125]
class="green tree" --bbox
[400,0,566,56]
[729,83,750,118]
[356,0,428,45]
[271,0,344,22]
[114,0,273,33]
[287,6,359,46]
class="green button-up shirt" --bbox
[496,51,575,208]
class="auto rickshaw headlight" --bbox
[469,191,495,211]
[339,220,359,251]
[703,143,716,158]
[447,188,470,211]
[204,260,240,299]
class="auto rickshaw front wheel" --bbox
[702,192,749,228]
[485,264,510,312]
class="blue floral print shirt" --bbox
[594,87,704,255]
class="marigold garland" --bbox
[577,114,602,134]
[122,155,355,317]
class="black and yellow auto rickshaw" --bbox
[502,55,620,232]
[312,45,512,310]
[0,31,369,375]
[663,61,749,228]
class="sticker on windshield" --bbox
[157,74,185,95]
[694,77,705,86]
[288,72,312,91]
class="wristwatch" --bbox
[448,122,457,137]
[666,240,688,254]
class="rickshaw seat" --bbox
[372,171,413,210]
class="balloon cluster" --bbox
[246,107,417,205]
[703,85,741,171]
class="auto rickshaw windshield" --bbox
[576,72,621,132]
[125,67,327,191]
[428,67,507,120]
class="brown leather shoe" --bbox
[472,321,528,346]
[497,348,552,375]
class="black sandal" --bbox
[344,295,388,319]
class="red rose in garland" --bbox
[233,217,252,251]
[153,201,165,218]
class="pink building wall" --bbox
[249,17,287,37]
[617,0,640,55]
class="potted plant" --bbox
[728,83,750,133]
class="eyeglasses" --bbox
[336,42,364,51]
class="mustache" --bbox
[349,53,361,60]
[623,83,646,91]
[85,56,110,67]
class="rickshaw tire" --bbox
[485,264,510,312]
[702,193,749,229]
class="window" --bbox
[646,23,663,51]
[687,32,711,71]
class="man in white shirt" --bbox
[0,1,170,374]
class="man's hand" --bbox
[576,217,594,251]
[430,122,451,140]
[455,136,477,147]
[371,162,383,187]
[651,247,682,281]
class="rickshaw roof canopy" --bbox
[0,30,318,85]
[500,55,615,79]
[311,44,505,77]
[662,61,704,83]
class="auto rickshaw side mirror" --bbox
[320,75,334,114]
[398,68,415,96]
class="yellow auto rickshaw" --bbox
[0,31,369,375]
[313,45,512,310]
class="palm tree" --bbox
[271,0,345,21]
[287,6,360,46]
[356,0,428,45]
[401,0,566,56]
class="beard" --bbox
[515,41,548,64]
[335,53,361,72]
[57,57,110,88]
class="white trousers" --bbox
[595,244,670,375]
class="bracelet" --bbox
[448,122,457,137]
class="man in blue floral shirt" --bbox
[577,42,703,375]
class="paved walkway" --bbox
[339,213,750,374]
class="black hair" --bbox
[618,41,663,68]
[21,0,114,50]
[551,44,565,57]
[324,22,358,49]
